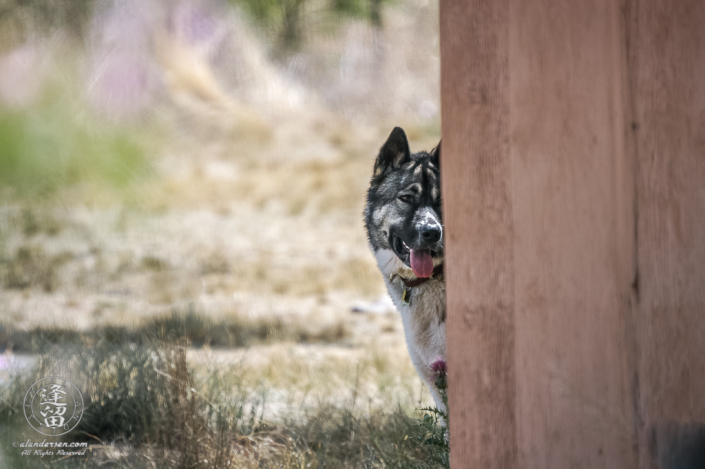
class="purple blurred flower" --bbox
[172,2,221,49]
[87,0,161,119]
[430,356,446,377]
[89,52,155,118]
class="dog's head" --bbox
[365,127,442,278]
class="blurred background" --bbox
[0,0,445,467]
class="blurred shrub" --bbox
[231,0,390,51]
[0,0,94,47]
[0,96,153,201]
[233,0,283,23]
[0,308,350,353]
[0,244,70,292]
[0,342,257,468]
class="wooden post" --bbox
[632,2,705,468]
[440,1,705,468]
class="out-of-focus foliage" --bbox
[231,0,282,23]
[230,0,390,51]
[0,0,94,44]
[332,0,370,19]
[0,89,153,200]
[0,3,158,202]
[0,308,350,353]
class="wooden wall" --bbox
[439,1,705,468]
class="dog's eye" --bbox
[398,194,414,204]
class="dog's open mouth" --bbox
[392,233,436,278]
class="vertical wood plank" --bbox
[440,1,517,468]
[508,1,638,468]
[633,1,705,467]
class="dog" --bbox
[364,127,446,412]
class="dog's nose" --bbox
[420,225,442,244]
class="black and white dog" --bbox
[364,127,446,412]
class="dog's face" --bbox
[365,127,442,278]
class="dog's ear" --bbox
[373,127,411,178]
[430,140,441,168]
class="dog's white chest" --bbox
[391,281,446,365]
[374,249,446,385]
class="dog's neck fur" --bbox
[390,263,444,288]
[373,248,447,412]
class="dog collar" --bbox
[396,263,444,288]
[389,264,444,306]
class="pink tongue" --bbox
[410,249,434,278]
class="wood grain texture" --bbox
[632,1,705,468]
[440,1,517,468]
[508,0,636,467]
[440,0,705,467]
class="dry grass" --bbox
[0,341,445,469]
[0,308,351,353]
[223,255,382,298]
[148,116,440,220]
